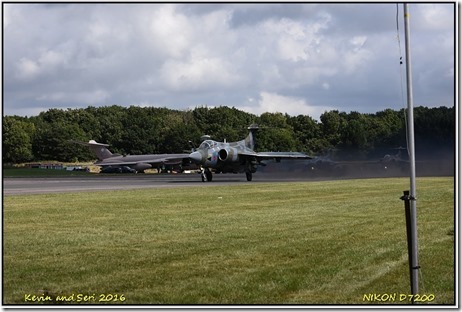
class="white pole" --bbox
[404,3,419,300]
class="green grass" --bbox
[3,177,454,305]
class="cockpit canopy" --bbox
[199,140,218,149]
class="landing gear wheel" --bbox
[201,168,213,182]
[206,170,213,182]
[246,172,252,181]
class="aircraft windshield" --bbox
[199,140,217,149]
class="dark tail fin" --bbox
[245,124,259,150]
[71,140,115,160]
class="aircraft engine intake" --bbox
[218,148,238,162]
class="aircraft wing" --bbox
[255,152,312,159]
[238,151,312,160]
[97,154,191,166]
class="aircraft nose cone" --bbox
[189,151,203,164]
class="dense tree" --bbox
[254,112,295,151]
[32,120,89,162]
[413,106,455,153]
[286,114,321,154]
[94,105,126,151]
[319,110,347,149]
[372,109,404,146]
[3,116,35,163]
[70,107,102,140]
[2,105,454,164]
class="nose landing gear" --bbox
[201,168,213,182]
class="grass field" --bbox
[3,177,454,305]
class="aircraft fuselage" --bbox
[189,140,257,174]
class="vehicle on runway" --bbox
[73,140,191,173]
[100,166,137,174]
[303,156,346,176]
[379,147,409,171]
[188,124,312,182]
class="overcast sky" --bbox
[3,3,455,120]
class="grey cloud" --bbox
[3,3,454,119]
[228,4,320,28]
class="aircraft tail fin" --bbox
[71,140,114,160]
[245,124,259,150]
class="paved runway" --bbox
[5,158,450,196]
[3,172,321,196]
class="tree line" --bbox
[2,105,455,164]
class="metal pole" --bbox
[401,190,416,302]
[403,3,419,301]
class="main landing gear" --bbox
[201,168,213,182]
[200,168,253,182]
[245,171,252,181]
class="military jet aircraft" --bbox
[380,147,409,170]
[73,140,190,173]
[188,124,312,182]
